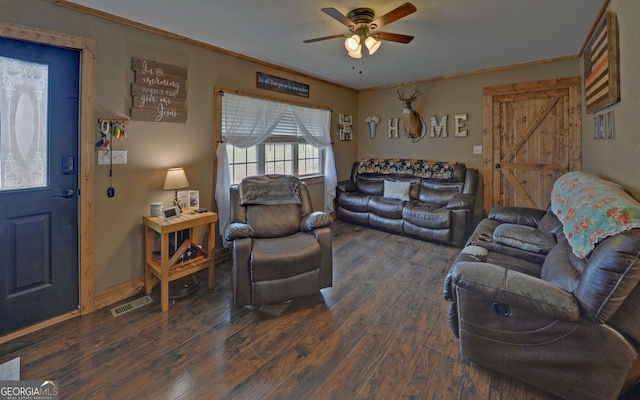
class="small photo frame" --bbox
[177,191,189,209]
[605,110,615,139]
[189,190,200,209]
[593,114,605,139]
[338,114,353,141]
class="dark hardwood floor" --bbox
[0,221,575,399]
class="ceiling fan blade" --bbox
[303,34,346,44]
[374,32,414,44]
[371,2,417,30]
[321,7,355,28]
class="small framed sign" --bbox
[257,72,309,98]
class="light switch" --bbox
[473,146,483,154]
[98,150,128,165]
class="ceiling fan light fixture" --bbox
[347,44,362,59]
[364,35,381,55]
[344,34,361,52]
[307,4,417,59]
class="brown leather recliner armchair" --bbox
[224,175,333,307]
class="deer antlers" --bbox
[397,88,421,106]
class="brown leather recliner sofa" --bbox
[444,171,640,400]
[336,158,478,247]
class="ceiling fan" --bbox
[303,2,417,59]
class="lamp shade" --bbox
[163,167,189,190]
[365,36,381,55]
[344,34,360,52]
[347,44,362,59]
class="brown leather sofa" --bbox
[336,158,478,247]
[444,171,640,400]
[224,176,333,307]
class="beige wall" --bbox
[3,0,358,290]
[581,0,640,200]
[356,59,580,215]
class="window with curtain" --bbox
[223,106,324,184]
[215,91,337,245]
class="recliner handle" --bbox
[492,302,511,317]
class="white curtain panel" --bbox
[289,103,337,215]
[222,93,288,147]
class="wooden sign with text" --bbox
[131,58,187,123]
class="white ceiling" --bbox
[66,0,605,90]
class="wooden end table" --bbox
[143,210,218,312]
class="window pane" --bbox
[265,143,292,175]
[233,147,246,163]
[228,146,258,184]
[247,147,257,163]
[247,162,258,177]
[298,144,321,176]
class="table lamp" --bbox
[163,167,189,209]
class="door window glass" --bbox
[0,56,48,190]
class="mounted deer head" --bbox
[397,88,426,141]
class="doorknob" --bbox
[495,163,501,169]
[49,188,75,198]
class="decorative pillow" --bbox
[383,180,411,201]
[389,175,421,199]
[493,223,556,254]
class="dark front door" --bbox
[0,37,80,335]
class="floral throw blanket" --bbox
[357,158,456,179]
[551,171,640,259]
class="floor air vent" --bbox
[110,295,153,317]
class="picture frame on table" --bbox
[189,190,200,209]
[177,191,189,209]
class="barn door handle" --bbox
[50,188,75,198]
[495,163,501,169]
